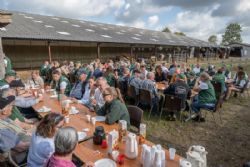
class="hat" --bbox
[5,70,16,77]
[77,68,87,77]
[177,73,186,80]
[9,79,25,88]
[0,95,15,110]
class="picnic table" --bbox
[33,90,182,167]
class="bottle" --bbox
[139,123,146,144]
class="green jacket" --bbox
[198,81,216,104]
[95,99,130,126]
[51,76,71,96]
[4,56,12,73]
[105,73,116,87]
[0,79,9,90]
[9,106,25,122]
[212,73,226,93]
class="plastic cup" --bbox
[65,116,70,124]
[41,89,45,94]
[71,106,76,111]
[169,148,176,160]
[34,91,38,97]
[91,117,96,125]
[86,115,91,122]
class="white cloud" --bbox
[148,15,159,26]
[131,20,145,28]
[169,9,225,43]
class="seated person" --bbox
[104,66,116,87]
[233,66,248,83]
[0,70,16,90]
[118,67,130,95]
[140,72,161,114]
[75,77,96,107]
[225,71,247,100]
[187,71,197,89]
[0,95,31,163]
[93,87,130,126]
[140,64,148,80]
[128,69,142,95]
[212,68,227,93]
[27,71,44,88]
[221,65,231,79]
[69,69,88,100]
[27,113,64,167]
[50,70,71,96]
[191,72,216,122]
[193,63,201,75]
[91,77,110,108]
[155,65,167,82]
[164,73,191,110]
[93,63,103,79]
[40,61,50,80]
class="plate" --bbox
[38,107,51,113]
[70,109,79,115]
[95,159,116,167]
[94,116,106,122]
[50,95,58,98]
[77,132,87,141]
[63,99,73,104]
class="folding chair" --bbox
[160,95,184,121]
[138,89,154,118]
[126,85,138,105]
[200,95,224,124]
[127,105,143,133]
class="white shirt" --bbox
[199,81,208,90]
[94,88,105,108]
[193,67,201,74]
[78,84,92,105]
[162,66,169,73]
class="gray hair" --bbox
[147,72,155,79]
[96,77,107,84]
[54,127,78,156]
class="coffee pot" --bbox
[186,145,207,167]
[125,132,138,159]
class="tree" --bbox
[208,35,217,45]
[174,32,186,36]
[162,27,171,33]
[222,23,242,45]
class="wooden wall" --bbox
[2,44,130,69]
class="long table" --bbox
[33,91,181,166]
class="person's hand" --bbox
[91,99,97,106]
[71,98,78,103]
[85,162,95,167]
[37,95,44,102]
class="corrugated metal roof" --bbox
[0,10,214,47]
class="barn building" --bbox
[0,10,219,69]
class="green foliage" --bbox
[208,35,217,45]
[222,23,242,45]
[174,32,186,36]
[162,27,171,33]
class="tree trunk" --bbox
[0,38,5,79]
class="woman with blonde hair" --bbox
[93,87,130,126]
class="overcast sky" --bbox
[1,0,250,43]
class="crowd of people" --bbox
[0,56,249,166]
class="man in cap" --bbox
[0,70,16,90]
[191,72,216,122]
[187,71,197,89]
[0,95,31,155]
[70,68,88,100]
[50,70,71,96]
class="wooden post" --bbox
[154,45,157,57]
[0,38,5,79]
[97,43,100,59]
[48,41,52,63]
[130,45,134,62]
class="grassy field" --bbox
[143,61,250,167]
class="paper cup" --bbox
[38,94,43,97]
[91,117,96,125]
[34,91,38,97]
[65,116,70,124]
[71,106,76,111]
[169,148,176,160]
[86,115,91,122]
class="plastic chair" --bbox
[127,105,143,133]
[160,95,183,121]
[138,89,154,118]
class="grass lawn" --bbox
[143,60,250,167]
